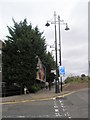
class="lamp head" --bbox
[65,23,70,31]
[45,22,50,27]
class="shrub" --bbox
[81,74,86,77]
[30,85,41,93]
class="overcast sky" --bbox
[0,0,89,78]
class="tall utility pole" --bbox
[58,16,61,66]
[58,16,70,92]
[58,15,62,92]
[54,12,59,93]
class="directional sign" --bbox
[59,66,65,77]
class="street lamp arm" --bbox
[46,20,69,30]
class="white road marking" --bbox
[55,113,59,115]
[59,99,72,119]
[53,100,63,117]
[55,113,62,117]
[68,116,72,119]
[61,105,64,108]
[53,98,56,100]
[55,114,60,117]
[54,106,58,108]
[65,114,67,116]
[18,116,25,118]
[59,100,62,103]
[59,100,64,108]
[55,109,59,112]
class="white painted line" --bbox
[68,116,71,119]
[55,113,59,115]
[59,100,62,103]
[55,113,62,117]
[56,115,62,117]
[55,113,59,116]
[54,106,58,108]
[65,114,67,116]
[53,98,56,100]
[55,114,60,117]
[61,105,64,108]
[18,116,25,118]
[55,109,59,112]
[55,114,59,117]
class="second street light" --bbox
[58,16,70,92]
[45,11,59,93]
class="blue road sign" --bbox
[59,66,65,77]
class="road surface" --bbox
[2,88,88,118]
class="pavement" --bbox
[1,85,71,104]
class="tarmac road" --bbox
[2,88,88,119]
[56,88,88,118]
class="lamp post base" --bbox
[55,80,60,93]
[61,76,63,92]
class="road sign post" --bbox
[59,66,65,92]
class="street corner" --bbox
[0,91,76,105]
[55,91,76,100]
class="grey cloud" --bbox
[0,0,88,77]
